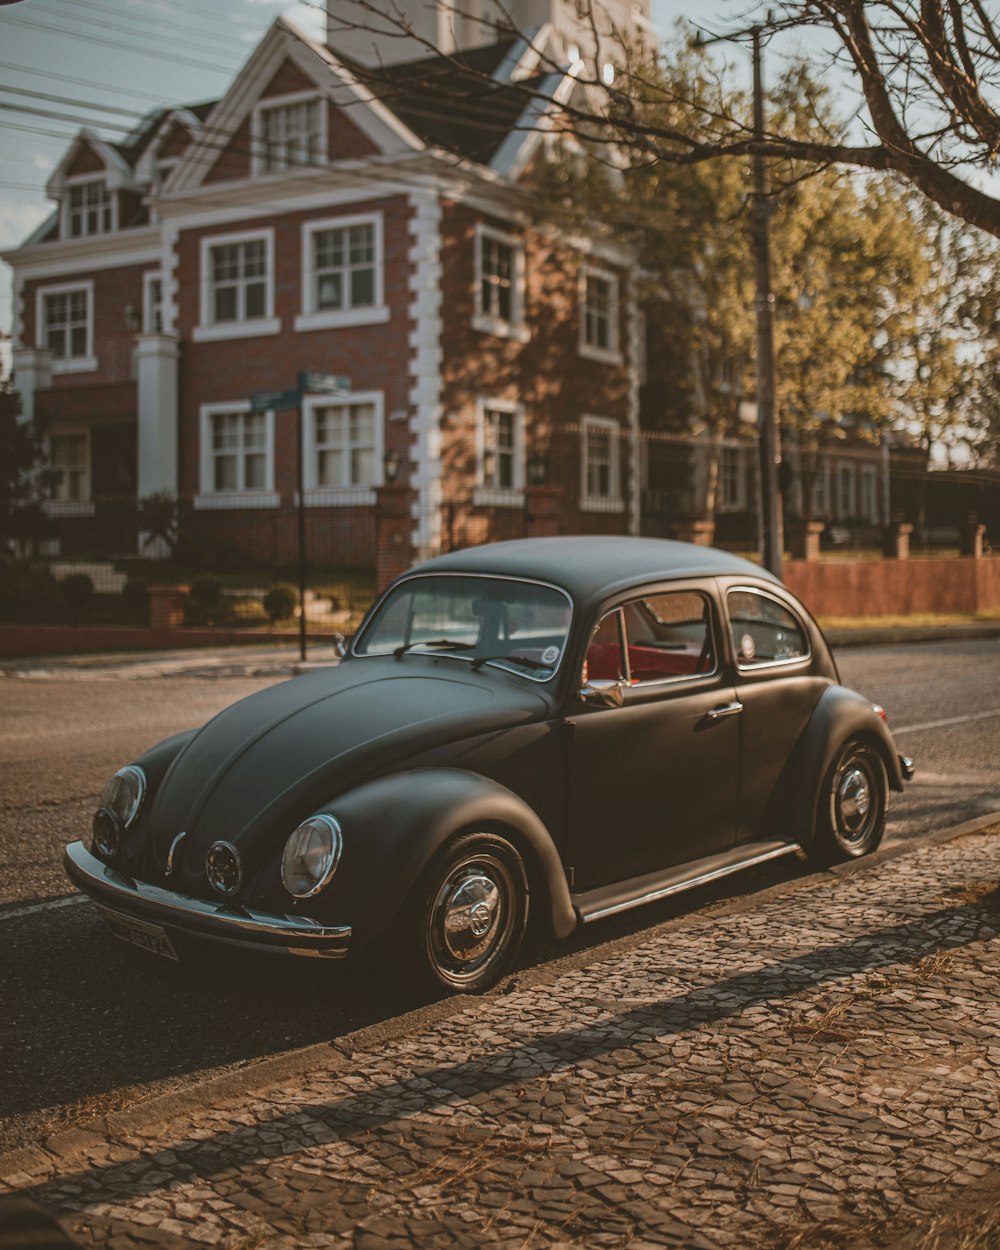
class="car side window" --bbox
[727,588,808,667]
[624,591,714,684]
[584,608,626,683]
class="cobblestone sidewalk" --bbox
[3,829,1000,1250]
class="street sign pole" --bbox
[296,396,307,664]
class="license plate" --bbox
[98,908,179,961]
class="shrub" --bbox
[263,583,298,623]
[185,575,225,626]
[60,572,95,612]
[229,597,269,626]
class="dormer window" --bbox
[254,94,325,175]
[67,180,113,238]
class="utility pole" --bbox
[695,22,784,576]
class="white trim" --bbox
[475,397,525,498]
[251,89,328,178]
[35,280,95,372]
[473,222,528,342]
[44,500,96,519]
[196,227,277,336]
[301,389,384,497]
[578,263,622,364]
[295,210,387,330]
[580,415,624,512]
[198,401,275,499]
[407,190,444,560]
[2,233,161,277]
[142,271,164,335]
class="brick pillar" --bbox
[376,484,415,591]
[672,519,716,547]
[788,520,825,562]
[524,486,562,539]
[882,522,913,560]
[148,585,189,629]
[960,521,987,558]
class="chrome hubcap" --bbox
[834,758,878,845]
[437,872,502,963]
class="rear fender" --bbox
[315,768,576,947]
[784,686,904,851]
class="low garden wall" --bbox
[784,555,1000,618]
[0,625,308,659]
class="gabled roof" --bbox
[45,130,141,197]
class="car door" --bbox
[565,584,740,891]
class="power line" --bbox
[0,84,151,121]
[0,61,188,108]
[31,0,252,65]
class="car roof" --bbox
[408,537,778,609]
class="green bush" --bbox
[185,575,225,626]
[263,583,298,623]
[60,572,95,611]
[0,563,64,623]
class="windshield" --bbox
[354,574,573,681]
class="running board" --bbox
[573,839,801,924]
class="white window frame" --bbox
[578,264,622,364]
[473,398,525,507]
[195,402,279,509]
[836,462,856,518]
[251,90,327,177]
[580,415,623,513]
[473,222,528,342]
[302,391,384,505]
[63,176,116,239]
[860,463,879,523]
[295,212,389,332]
[45,427,94,517]
[718,443,747,513]
[36,281,96,374]
[193,228,280,343]
[143,271,164,335]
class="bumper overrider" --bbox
[64,842,352,959]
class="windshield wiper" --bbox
[393,639,476,660]
[469,654,551,673]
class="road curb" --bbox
[4,809,999,1184]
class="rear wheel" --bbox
[400,832,529,996]
[809,739,887,866]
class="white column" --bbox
[11,347,53,424]
[135,333,179,497]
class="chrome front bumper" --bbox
[64,841,352,959]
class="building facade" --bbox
[5,18,640,569]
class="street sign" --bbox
[250,389,301,412]
[299,371,350,395]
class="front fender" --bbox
[309,768,577,948]
[785,686,904,851]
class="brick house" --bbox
[4,14,642,572]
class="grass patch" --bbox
[818,610,1000,630]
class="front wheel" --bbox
[400,832,529,996]
[809,740,888,867]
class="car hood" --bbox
[150,657,550,880]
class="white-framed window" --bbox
[718,443,747,513]
[581,415,623,512]
[473,222,528,341]
[65,178,114,238]
[195,402,278,509]
[836,462,856,518]
[303,391,384,505]
[47,430,90,507]
[579,265,621,363]
[860,463,879,523]
[295,213,389,332]
[143,272,164,335]
[474,399,525,506]
[194,229,279,342]
[253,93,326,175]
[36,282,96,374]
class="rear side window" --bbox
[727,588,808,667]
[584,590,715,686]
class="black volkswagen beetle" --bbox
[65,537,913,994]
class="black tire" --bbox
[809,739,888,866]
[398,831,529,996]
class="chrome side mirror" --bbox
[578,679,625,709]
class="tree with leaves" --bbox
[0,380,52,556]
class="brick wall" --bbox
[784,556,1000,618]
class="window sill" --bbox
[472,488,525,508]
[578,343,623,367]
[472,314,530,344]
[51,356,98,375]
[44,500,95,517]
[192,319,281,343]
[193,491,280,510]
[294,306,390,333]
[300,487,377,507]
[580,497,624,514]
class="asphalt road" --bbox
[1,640,998,1154]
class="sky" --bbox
[0,0,766,358]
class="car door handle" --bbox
[707,701,743,720]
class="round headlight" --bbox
[99,766,146,829]
[281,815,342,898]
[92,807,124,861]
